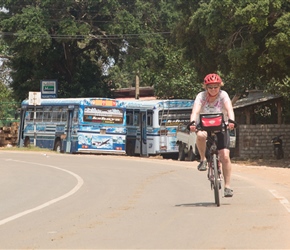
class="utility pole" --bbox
[135,71,140,99]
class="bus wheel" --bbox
[54,140,62,153]
[24,137,30,147]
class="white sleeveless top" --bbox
[195,90,231,123]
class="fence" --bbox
[235,124,290,159]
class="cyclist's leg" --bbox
[217,131,233,196]
[219,148,233,197]
[196,130,208,170]
[219,148,231,188]
[196,130,207,161]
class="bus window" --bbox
[133,110,139,126]
[62,109,68,122]
[43,107,52,122]
[83,107,124,124]
[147,111,153,126]
[51,107,67,122]
[26,108,34,121]
[51,107,59,122]
[73,108,78,123]
[159,109,191,126]
[126,110,133,125]
[35,108,43,122]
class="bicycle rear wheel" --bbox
[212,154,220,206]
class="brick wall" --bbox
[236,124,290,159]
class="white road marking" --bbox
[269,189,290,213]
[0,159,84,226]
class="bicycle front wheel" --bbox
[212,154,220,207]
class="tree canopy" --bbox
[0,0,289,108]
[175,0,290,97]
[0,0,127,100]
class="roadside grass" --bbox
[0,145,53,152]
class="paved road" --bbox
[0,151,290,249]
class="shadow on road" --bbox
[175,202,230,207]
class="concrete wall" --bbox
[235,124,290,159]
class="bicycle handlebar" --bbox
[228,119,238,128]
[186,118,238,131]
[186,120,196,130]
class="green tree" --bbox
[0,80,19,126]
[107,0,200,99]
[175,0,290,97]
[1,0,200,100]
[153,46,201,99]
[0,0,127,101]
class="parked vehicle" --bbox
[271,135,284,159]
[176,123,197,161]
[176,123,237,161]
[18,97,127,154]
[124,99,194,159]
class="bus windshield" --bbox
[159,109,192,126]
[83,107,124,124]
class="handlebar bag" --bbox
[200,113,224,131]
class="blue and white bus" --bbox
[18,98,127,154]
[124,99,194,159]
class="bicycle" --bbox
[188,113,237,207]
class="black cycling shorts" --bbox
[206,130,230,150]
[207,130,230,150]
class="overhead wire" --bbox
[0,31,171,40]
[0,6,173,40]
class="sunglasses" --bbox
[207,86,219,90]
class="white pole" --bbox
[33,93,37,146]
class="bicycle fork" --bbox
[208,157,222,189]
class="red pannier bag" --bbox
[200,113,224,132]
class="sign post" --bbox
[28,92,41,146]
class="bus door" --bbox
[140,110,148,157]
[159,108,169,151]
[65,105,74,153]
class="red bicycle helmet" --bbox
[204,73,222,85]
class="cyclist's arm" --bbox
[190,101,201,124]
[224,100,235,121]
[191,92,204,123]
[189,101,202,132]
[224,99,235,129]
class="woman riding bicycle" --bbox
[189,73,235,198]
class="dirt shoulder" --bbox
[232,158,290,169]
[232,158,290,189]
